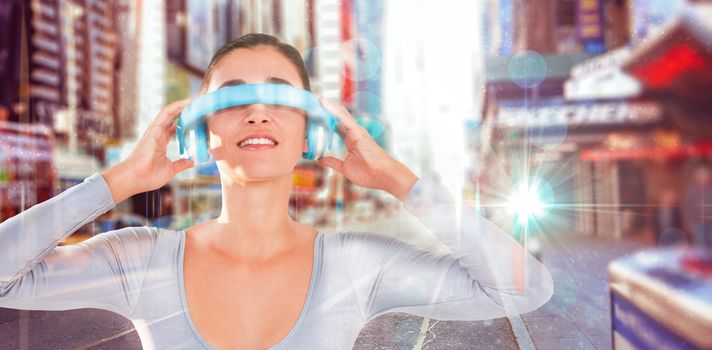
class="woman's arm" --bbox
[340,179,553,321]
[0,174,113,284]
[0,174,157,318]
[0,99,193,317]
[343,177,553,321]
[318,98,553,321]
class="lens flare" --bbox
[506,177,554,226]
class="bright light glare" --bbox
[507,180,548,225]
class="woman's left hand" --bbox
[318,98,419,201]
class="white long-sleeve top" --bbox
[0,173,553,349]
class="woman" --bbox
[0,34,552,349]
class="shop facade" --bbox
[565,4,712,242]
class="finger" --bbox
[335,124,347,139]
[154,98,192,128]
[318,156,344,173]
[319,97,364,134]
[172,158,194,175]
[165,124,178,141]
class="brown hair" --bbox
[201,33,310,93]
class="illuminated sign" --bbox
[576,0,605,53]
[497,101,662,128]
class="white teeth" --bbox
[239,137,276,147]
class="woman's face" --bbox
[204,46,308,182]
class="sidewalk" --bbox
[521,233,645,350]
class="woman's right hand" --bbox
[101,98,195,203]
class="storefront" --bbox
[480,51,647,239]
[490,96,665,239]
[557,4,712,242]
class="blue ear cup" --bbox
[303,119,330,160]
[175,84,337,164]
[193,121,210,163]
[176,119,211,163]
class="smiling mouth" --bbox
[237,137,279,150]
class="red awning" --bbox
[622,7,712,93]
[580,141,712,161]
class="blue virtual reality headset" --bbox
[176,84,338,163]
